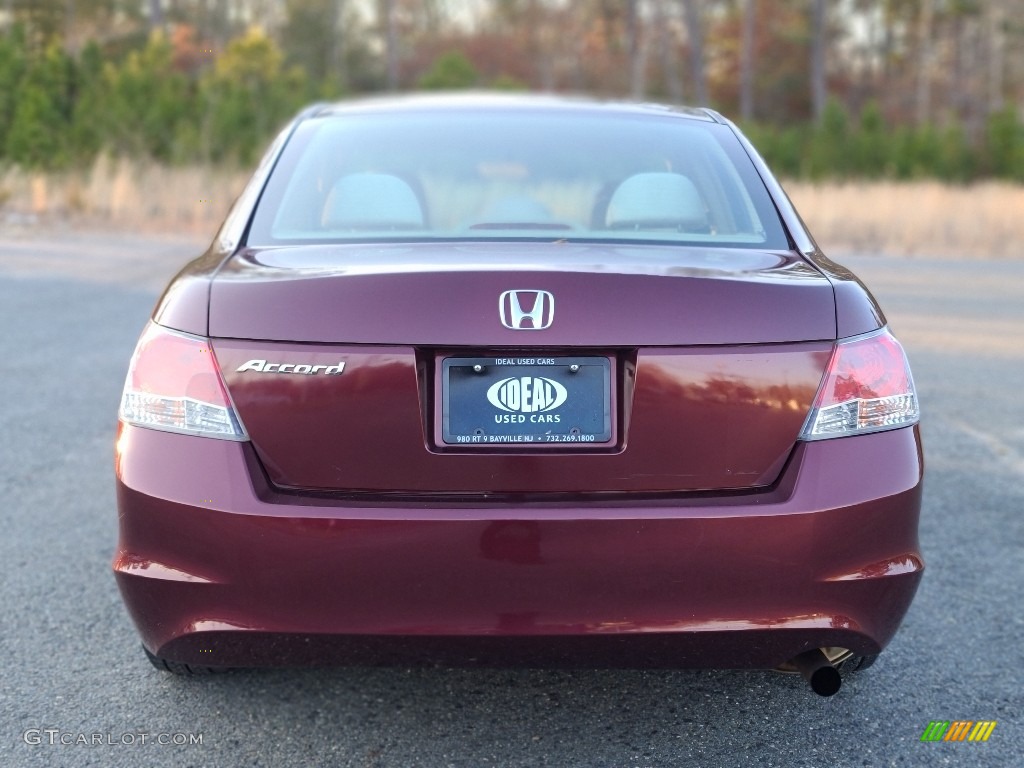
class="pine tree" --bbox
[5,43,74,169]
[0,27,29,161]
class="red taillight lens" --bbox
[118,323,247,440]
[800,328,919,440]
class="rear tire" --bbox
[143,645,225,676]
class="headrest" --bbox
[605,172,708,231]
[322,173,424,230]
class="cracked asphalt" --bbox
[1,231,1020,767]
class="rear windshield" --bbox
[247,109,789,249]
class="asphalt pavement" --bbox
[0,231,1021,767]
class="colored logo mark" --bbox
[920,721,997,742]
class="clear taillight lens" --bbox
[119,323,247,440]
[800,328,919,440]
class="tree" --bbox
[653,0,682,104]
[0,25,28,157]
[8,0,66,45]
[851,101,888,178]
[986,0,1006,112]
[68,39,107,163]
[8,0,145,50]
[198,26,306,165]
[985,106,1024,180]
[5,42,73,169]
[914,0,934,127]
[418,50,477,90]
[381,0,399,89]
[146,0,162,29]
[282,0,361,89]
[807,98,849,178]
[625,0,646,99]
[681,0,708,106]
[810,0,826,122]
[739,0,756,121]
[100,31,190,161]
[163,0,238,47]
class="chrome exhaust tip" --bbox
[791,648,842,696]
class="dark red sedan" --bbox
[114,95,923,696]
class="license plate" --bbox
[441,356,612,446]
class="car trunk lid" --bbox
[210,243,834,345]
[210,243,835,494]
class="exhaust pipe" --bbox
[791,649,842,696]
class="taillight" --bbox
[119,322,247,440]
[800,328,919,440]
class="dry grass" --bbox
[2,159,1022,257]
[785,180,1024,258]
[0,157,248,237]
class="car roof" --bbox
[311,92,721,123]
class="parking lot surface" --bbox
[1,233,1021,767]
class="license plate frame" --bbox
[440,356,613,447]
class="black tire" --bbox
[143,645,225,676]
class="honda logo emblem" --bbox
[499,290,555,330]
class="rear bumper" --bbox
[113,424,924,669]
